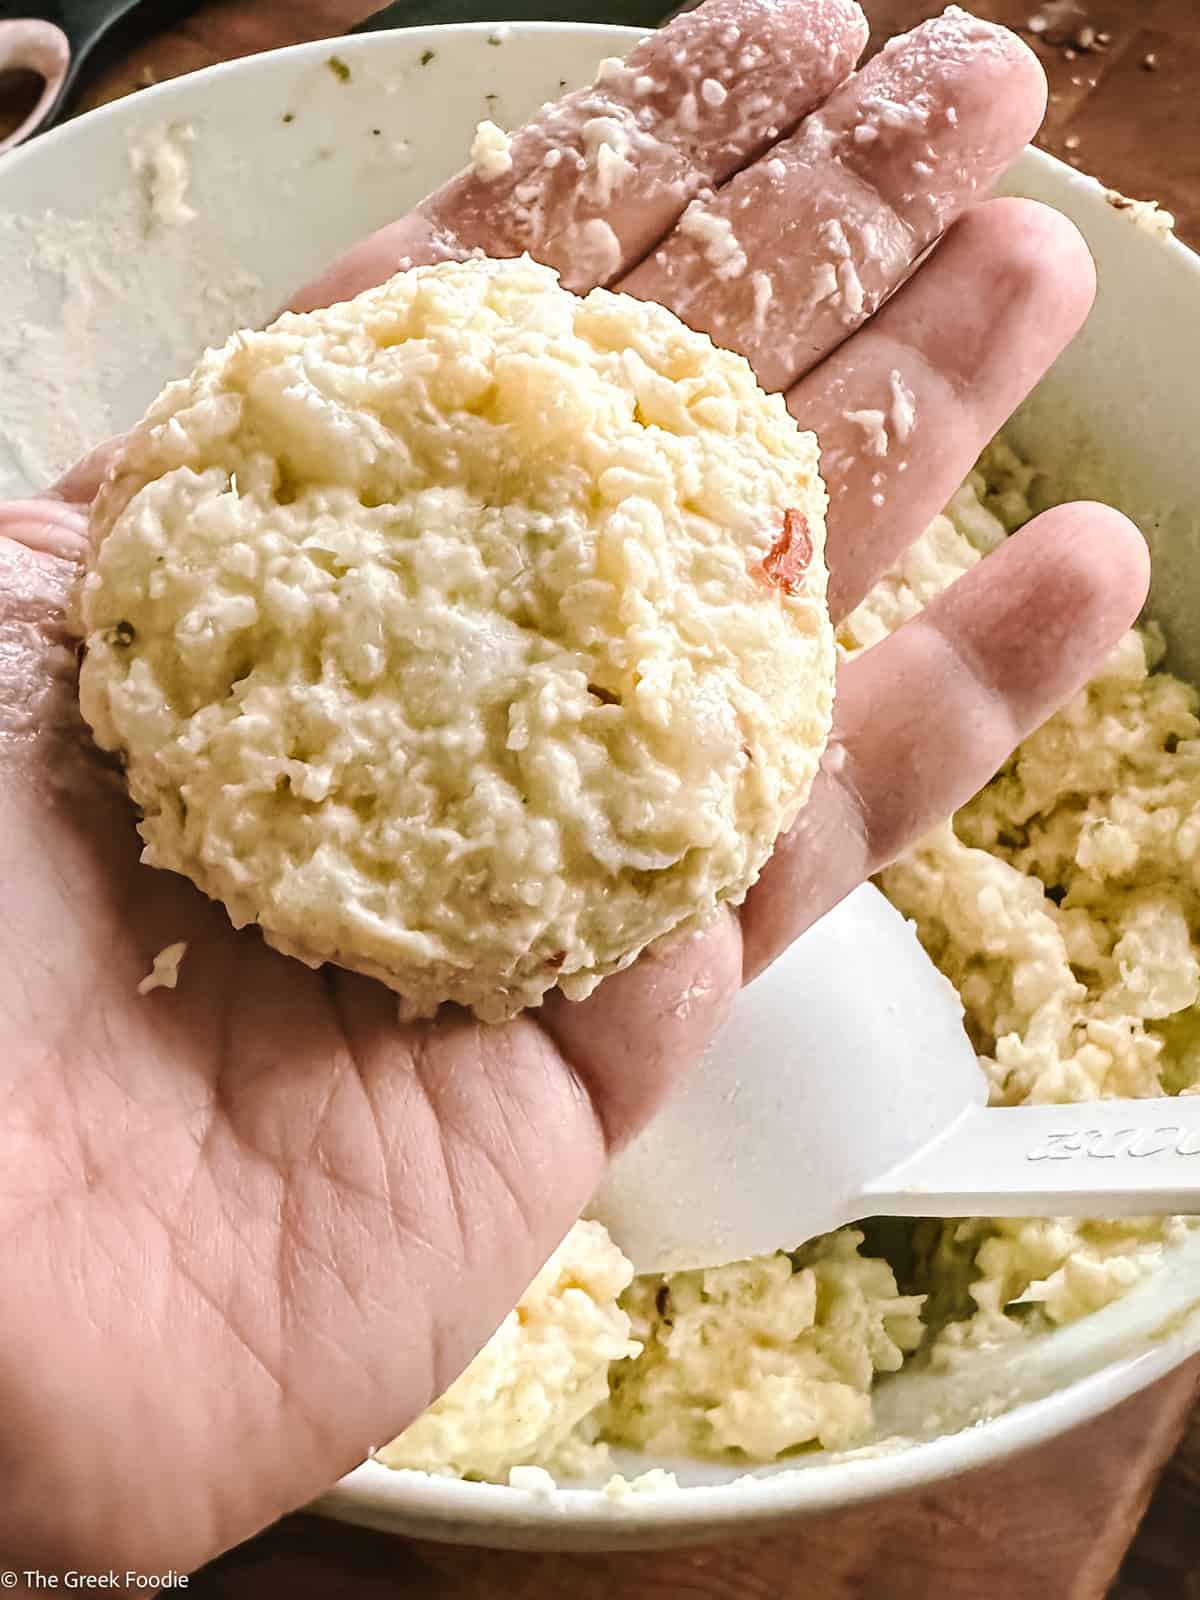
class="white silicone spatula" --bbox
[588,883,1200,1275]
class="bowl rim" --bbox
[0,18,648,177]
[314,1337,1195,1544]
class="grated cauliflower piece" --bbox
[507,1465,557,1495]
[1104,189,1176,240]
[79,256,834,1023]
[602,1466,680,1498]
[470,120,513,181]
[136,940,188,995]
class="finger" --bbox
[740,503,1151,980]
[0,500,88,562]
[794,198,1097,620]
[289,0,868,311]
[621,9,1046,392]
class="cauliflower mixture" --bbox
[381,441,1200,1479]
[374,1221,639,1481]
[78,256,834,1023]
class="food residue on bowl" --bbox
[1104,188,1176,239]
[137,940,188,996]
[129,122,197,233]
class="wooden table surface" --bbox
[36,0,1200,1594]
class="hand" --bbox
[1,0,1148,1575]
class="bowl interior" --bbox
[2,18,1199,1550]
[994,160,1200,684]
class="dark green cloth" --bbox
[352,1,678,34]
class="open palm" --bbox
[1,0,1149,1576]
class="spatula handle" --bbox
[859,1097,1200,1221]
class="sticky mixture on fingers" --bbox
[624,7,1047,391]
[77,257,834,1023]
[290,0,868,309]
[424,0,867,290]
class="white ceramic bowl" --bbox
[3,19,1200,1554]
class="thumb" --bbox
[540,910,743,1151]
